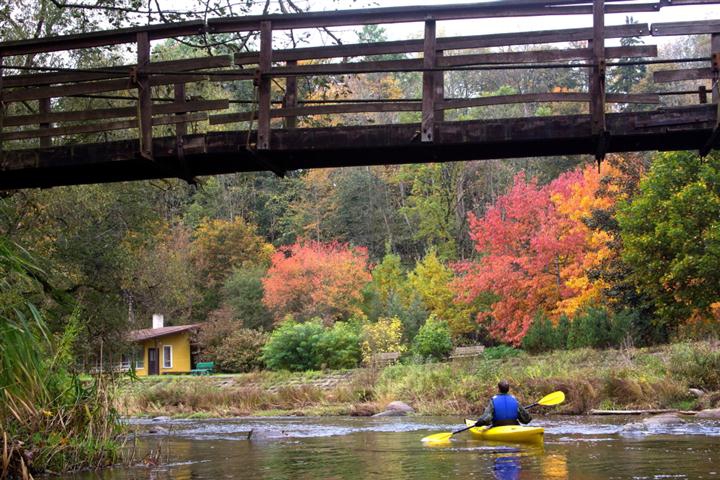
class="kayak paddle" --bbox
[421,390,565,444]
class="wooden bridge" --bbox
[0,0,719,189]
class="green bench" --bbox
[190,361,215,375]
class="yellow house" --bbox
[127,317,200,376]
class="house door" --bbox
[148,348,159,375]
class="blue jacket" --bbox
[475,393,532,427]
[492,393,520,423]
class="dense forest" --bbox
[1,0,718,372]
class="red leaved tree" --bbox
[457,166,616,344]
[262,240,371,325]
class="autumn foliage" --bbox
[458,164,618,344]
[262,240,372,324]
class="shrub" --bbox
[669,343,720,390]
[483,345,522,360]
[213,328,267,373]
[196,306,239,359]
[361,317,407,363]
[555,315,571,349]
[317,322,362,369]
[262,320,325,371]
[262,319,363,371]
[1,311,122,476]
[411,316,453,361]
[522,313,561,354]
[567,307,633,349]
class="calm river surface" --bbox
[69,416,720,479]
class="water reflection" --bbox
[493,455,522,480]
[541,453,568,479]
[69,416,720,480]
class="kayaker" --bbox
[474,380,532,427]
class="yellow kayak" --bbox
[464,419,544,444]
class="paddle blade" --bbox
[421,432,453,443]
[537,390,565,407]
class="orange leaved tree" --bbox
[457,165,617,344]
[262,240,371,325]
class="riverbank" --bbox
[116,342,720,418]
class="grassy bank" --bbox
[0,314,123,479]
[0,242,123,479]
[116,342,720,418]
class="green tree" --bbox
[411,316,453,361]
[617,151,720,333]
[522,313,561,353]
[223,267,273,331]
[607,17,648,104]
[407,249,477,337]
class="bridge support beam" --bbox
[590,0,607,162]
[174,82,196,184]
[136,31,153,160]
[284,60,298,129]
[700,33,720,157]
[257,20,272,150]
[422,19,437,142]
[0,55,4,162]
[435,50,444,123]
[713,33,720,104]
[39,98,51,148]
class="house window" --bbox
[122,349,144,370]
[163,345,173,369]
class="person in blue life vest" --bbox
[475,380,532,427]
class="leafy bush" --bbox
[262,320,325,371]
[411,316,453,361]
[669,343,720,390]
[317,322,362,369]
[262,320,363,371]
[361,316,407,363]
[483,345,522,360]
[213,328,267,373]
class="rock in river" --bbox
[386,401,414,413]
[372,400,415,417]
[642,413,686,426]
[696,408,720,419]
[621,413,685,433]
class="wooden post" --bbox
[699,86,708,104]
[0,55,4,160]
[284,60,298,129]
[700,33,720,157]
[422,19,437,142]
[435,50,445,123]
[712,33,720,104]
[257,20,272,150]
[39,98,51,148]
[174,83,187,138]
[590,0,606,137]
[136,31,153,159]
[173,82,192,181]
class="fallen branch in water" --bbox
[589,409,697,416]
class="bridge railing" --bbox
[0,0,719,162]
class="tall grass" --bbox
[0,239,122,479]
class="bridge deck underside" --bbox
[1,104,715,190]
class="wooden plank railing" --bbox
[0,0,718,160]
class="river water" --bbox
[69,416,720,479]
